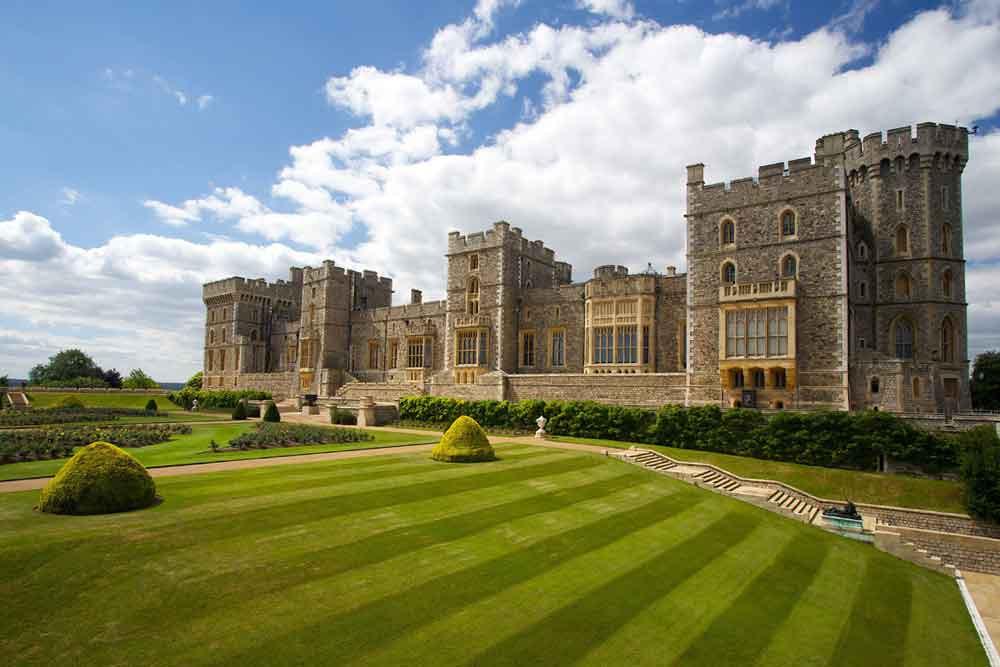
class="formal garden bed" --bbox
[0,406,166,428]
[226,422,374,450]
[0,423,192,464]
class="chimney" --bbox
[410,289,422,305]
[686,163,704,185]
[666,266,677,276]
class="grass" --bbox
[20,391,229,423]
[0,423,437,481]
[0,443,985,665]
[550,436,967,514]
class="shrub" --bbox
[34,376,109,389]
[185,371,203,390]
[959,426,1000,522]
[144,399,158,412]
[37,442,157,515]
[167,388,271,410]
[56,396,86,410]
[227,423,374,449]
[431,416,496,462]
[263,402,281,423]
[232,401,248,421]
[330,407,357,425]
[122,369,159,390]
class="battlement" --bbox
[694,156,827,200]
[447,221,559,264]
[844,122,968,170]
[593,265,629,280]
[203,274,301,303]
[297,260,392,289]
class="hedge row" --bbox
[227,423,373,450]
[398,396,958,472]
[0,407,162,427]
[0,423,192,464]
[167,389,272,410]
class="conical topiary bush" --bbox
[232,400,248,420]
[263,401,281,422]
[145,398,158,412]
[38,442,157,515]
[431,416,496,462]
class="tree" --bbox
[971,351,1000,411]
[0,374,8,388]
[185,371,203,390]
[29,349,103,384]
[960,426,1000,522]
[122,369,159,390]
[102,368,123,389]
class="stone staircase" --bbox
[631,450,678,472]
[694,469,743,493]
[6,391,30,409]
[767,490,821,523]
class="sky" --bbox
[1,0,999,382]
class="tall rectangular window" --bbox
[941,186,950,211]
[895,189,904,210]
[747,311,766,356]
[616,325,637,363]
[550,330,565,367]
[767,307,788,356]
[457,332,477,365]
[726,310,746,357]
[389,340,399,369]
[477,330,487,366]
[642,325,650,364]
[368,341,380,369]
[521,331,535,367]
[407,338,425,368]
[593,326,613,364]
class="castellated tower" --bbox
[446,221,571,384]
[824,123,971,412]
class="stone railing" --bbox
[719,279,796,303]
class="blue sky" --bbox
[2,0,999,381]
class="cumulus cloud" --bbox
[0,212,67,262]
[6,1,1000,378]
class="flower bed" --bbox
[0,424,192,464]
[227,423,374,450]
[0,407,163,428]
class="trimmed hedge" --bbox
[0,424,191,464]
[166,389,272,410]
[0,407,163,428]
[38,442,157,515]
[227,423,374,449]
[398,396,958,472]
[232,401,248,421]
[144,399,158,412]
[959,426,1000,522]
[431,416,495,463]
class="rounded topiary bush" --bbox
[144,398,158,412]
[232,400,248,421]
[56,396,86,410]
[431,416,496,463]
[263,401,281,423]
[38,441,157,515]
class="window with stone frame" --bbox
[642,325,650,364]
[389,340,399,369]
[858,281,867,299]
[780,255,797,278]
[368,341,380,369]
[467,277,480,315]
[781,210,796,237]
[870,377,880,394]
[942,224,952,255]
[407,338,425,368]
[616,325,637,364]
[219,349,226,371]
[895,320,914,359]
[724,307,787,358]
[941,318,955,363]
[720,220,735,246]
[752,369,766,388]
[731,368,744,388]
[521,331,536,367]
[895,273,912,299]
[942,269,953,298]
[941,185,950,211]
[895,225,909,254]
[457,330,487,366]
[469,253,479,271]
[895,189,904,211]
[857,242,868,260]
[550,329,565,367]
[721,261,736,284]
[772,367,787,388]
[912,377,921,398]
[593,326,613,364]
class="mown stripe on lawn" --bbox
[127,470,654,629]
[470,511,761,666]
[829,552,913,665]
[222,491,705,665]
[671,531,829,665]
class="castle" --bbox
[202,122,971,413]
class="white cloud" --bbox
[59,187,82,206]
[8,1,1000,378]
[577,0,635,20]
[197,94,214,110]
[0,212,67,262]
[713,0,788,21]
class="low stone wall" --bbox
[863,505,1000,540]
[233,372,297,401]
[506,373,686,407]
[337,382,423,403]
[899,413,1000,433]
[877,525,1000,575]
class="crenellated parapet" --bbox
[843,123,968,173]
[202,274,301,305]
[447,220,561,265]
[687,156,839,216]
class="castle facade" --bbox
[202,122,971,413]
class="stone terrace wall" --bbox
[234,372,297,401]
[507,373,686,407]
[878,525,1000,575]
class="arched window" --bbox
[858,281,867,299]
[895,319,914,359]
[721,261,736,284]
[942,269,953,297]
[942,223,952,255]
[780,255,797,278]
[896,225,909,254]
[941,318,955,363]
[720,219,735,246]
[857,242,868,260]
[895,272,911,299]
[467,277,480,315]
[222,328,228,343]
[781,210,796,237]
[209,329,216,344]
[895,156,905,174]
[880,158,891,178]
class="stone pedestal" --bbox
[357,396,376,428]
[302,405,320,415]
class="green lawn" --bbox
[19,391,230,423]
[0,444,985,665]
[550,436,967,514]
[0,423,437,481]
